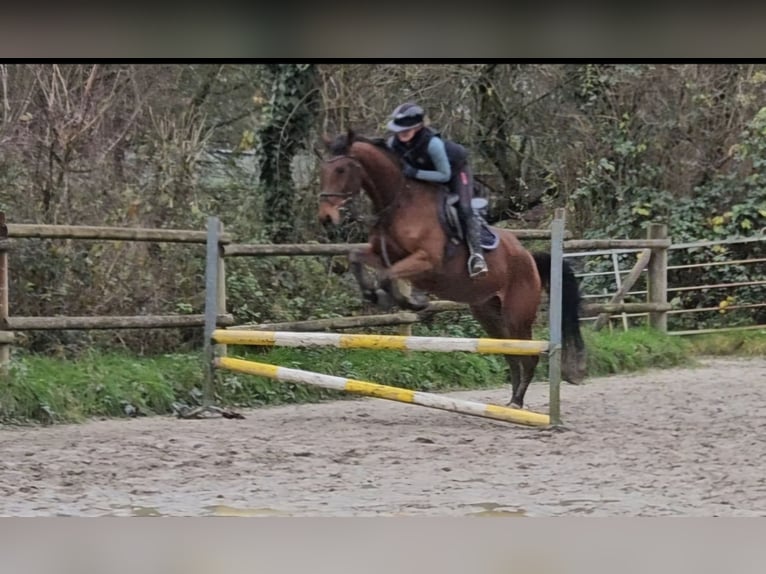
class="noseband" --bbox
[318,155,362,209]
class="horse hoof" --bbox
[361,289,378,305]
[375,288,393,311]
[563,374,586,385]
[404,296,430,312]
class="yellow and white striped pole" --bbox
[215,356,550,427]
[211,330,548,356]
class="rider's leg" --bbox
[454,164,488,278]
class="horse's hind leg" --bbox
[509,353,539,409]
[507,312,540,410]
[472,291,542,409]
[469,299,525,407]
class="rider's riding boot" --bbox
[463,211,488,278]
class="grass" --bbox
[681,328,766,357]
[0,327,763,425]
[581,326,692,375]
[0,351,200,424]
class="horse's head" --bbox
[317,131,365,226]
[317,154,365,226]
[317,129,408,226]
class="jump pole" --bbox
[214,356,550,427]
[211,329,548,356]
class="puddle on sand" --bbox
[468,509,527,517]
[558,498,620,507]
[462,502,526,517]
[97,502,526,518]
[204,505,292,517]
[131,506,163,517]
[94,505,166,517]
[97,505,291,517]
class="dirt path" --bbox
[1,356,765,517]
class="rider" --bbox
[385,102,488,278]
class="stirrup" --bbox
[467,254,488,278]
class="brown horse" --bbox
[317,129,587,409]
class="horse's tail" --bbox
[532,251,587,383]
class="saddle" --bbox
[438,192,500,251]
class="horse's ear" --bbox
[320,133,333,151]
[346,128,355,144]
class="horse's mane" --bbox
[326,129,403,168]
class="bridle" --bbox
[317,149,400,268]
[318,154,363,216]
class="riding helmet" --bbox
[387,102,425,132]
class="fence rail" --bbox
[3,222,233,244]
[221,230,673,332]
[0,209,761,367]
[3,314,235,331]
[567,233,765,335]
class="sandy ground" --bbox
[0,356,765,517]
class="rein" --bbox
[320,147,406,266]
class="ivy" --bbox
[580,106,766,331]
[257,64,321,243]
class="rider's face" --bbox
[395,126,421,143]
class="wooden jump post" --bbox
[548,208,565,425]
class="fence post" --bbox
[548,207,565,427]
[203,216,223,406]
[216,220,227,358]
[0,234,9,374]
[0,212,12,374]
[647,223,668,332]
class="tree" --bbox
[257,64,321,243]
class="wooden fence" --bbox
[569,233,766,335]
[0,211,671,368]
[223,223,672,334]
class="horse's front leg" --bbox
[378,249,435,311]
[348,245,387,307]
[349,246,430,312]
